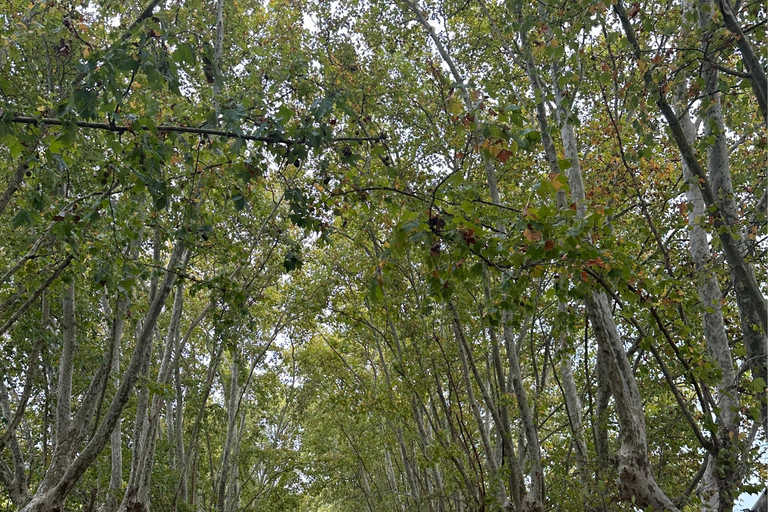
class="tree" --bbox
[0,0,765,510]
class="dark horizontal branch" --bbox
[10,116,387,146]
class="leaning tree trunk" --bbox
[613,1,767,433]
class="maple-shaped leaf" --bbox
[524,228,541,242]
[497,149,513,163]
[550,172,568,191]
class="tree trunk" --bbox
[587,291,680,512]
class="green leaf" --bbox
[232,193,246,211]
[283,249,303,272]
[173,43,196,66]
[72,88,98,120]
[11,210,32,227]
[558,158,572,170]
[1,134,23,158]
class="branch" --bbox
[0,340,40,452]
[10,116,387,146]
[0,255,74,338]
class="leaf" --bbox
[1,134,23,158]
[497,148,513,163]
[72,88,98,120]
[369,276,384,303]
[173,43,196,66]
[232,193,246,211]
[523,227,541,242]
[447,95,463,115]
[486,140,503,158]
[276,104,294,124]
[550,172,569,191]
[312,96,335,120]
[283,249,303,272]
[12,210,32,227]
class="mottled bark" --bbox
[614,1,767,410]
[587,291,679,512]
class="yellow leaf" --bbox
[487,141,503,158]
[447,95,463,115]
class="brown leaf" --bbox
[524,227,541,242]
[497,149,513,163]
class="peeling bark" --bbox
[587,291,679,512]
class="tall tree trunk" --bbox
[712,0,768,124]
[120,265,188,512]
[217,353,239,512]
[587,292,680,512]
[697,0,766,436]
[98,292,128,512]
[450,308,509,508]
[613,2,767,420]
[673,5,743,507]
[501,319,544,511]
[174,360,187,505]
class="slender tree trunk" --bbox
[713,0,767,123]
[121,266,188,512]
[501,319,544,511]
[98,292,128,512]
[675,7,743,507]
[613,2,766,415]
[174,361,187,504]
[698,0,766,436]
[450,311,508,508]
[217,353,239,512]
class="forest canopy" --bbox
[0,0,766,510]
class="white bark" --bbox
[121,265,188,512]
[697,0,766,436]
[550,54,589,488]
[217,353,239,512]
[98,293,128,512]
[501,319,544,511]
[212,0,225,113]
[0,375,30,505]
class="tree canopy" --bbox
[0,0,765,510]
